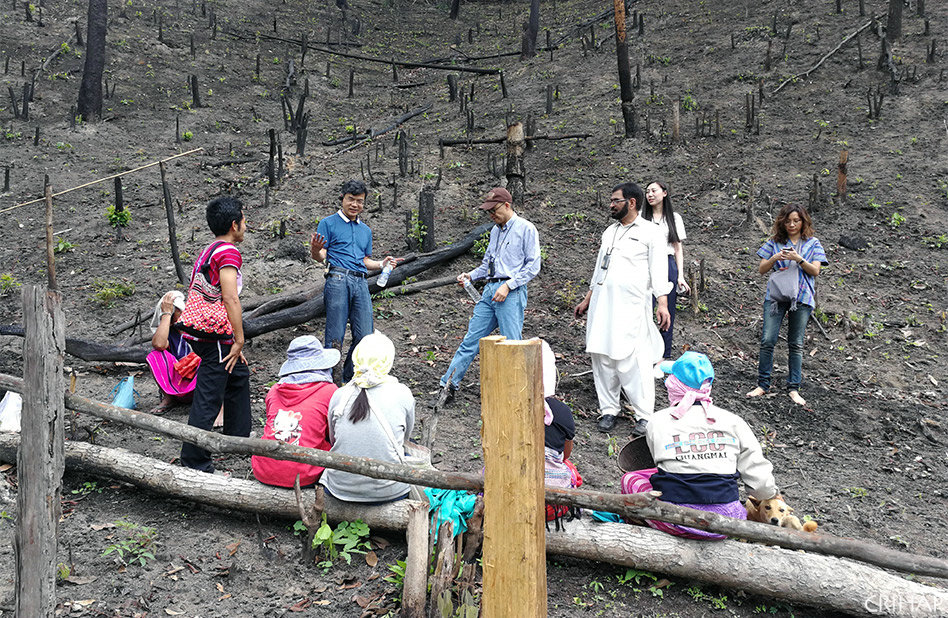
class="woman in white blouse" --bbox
[643,181,690,360]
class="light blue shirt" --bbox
[469,214,541,290]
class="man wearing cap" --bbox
[251,336,340,488]
[574,182,671,435]
[437,187,541,405]
[310,179,399,383]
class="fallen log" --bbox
[226,30,500,75]
[2,372,946,581]
[0,434,943,617]
[331,103,433,156]
[439,133,592,148]
[772,19,875,94]
[0,223,492,363]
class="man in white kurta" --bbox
[575,182,672,435]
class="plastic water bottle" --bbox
[377,263,393,287]
[463,278,481,302]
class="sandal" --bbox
[148,402,176,415]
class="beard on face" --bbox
[610,203,629,220]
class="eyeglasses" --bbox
[485,204,501,215]
[609,198,628,204]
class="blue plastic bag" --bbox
[110,376,140,410]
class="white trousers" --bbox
[590,351,655,420]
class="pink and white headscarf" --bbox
[665,374,715,423]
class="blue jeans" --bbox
[757,300,812,391]
[440,281,527,388]
[324,272,374,382]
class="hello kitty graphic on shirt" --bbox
[272,409,303,445]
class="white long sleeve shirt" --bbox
[585,216,672,360]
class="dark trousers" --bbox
[181,340,251,472]
[653,254,678,359]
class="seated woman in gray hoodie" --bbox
[320,331,415,503]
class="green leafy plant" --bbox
[101,520,158,567]
[408,209,427,248]
[105,204,132,228]
[91,279,135,307]
[384,559,407,586]
[848,486,868,499]
[311,515,371,571]
[471,231,490,257]
[0,273,21,295]
[680,94,699,111]
[71,481,104,497]
[54,237,75,253]
[923,233,947,249]
[889,212,906,228]
[182,130,194,141]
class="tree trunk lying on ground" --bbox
[0,223,491,363]
[0,434,943,618]
[2,371,946,582]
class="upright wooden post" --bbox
[159,162,188,285]
[401,502,429,618]
[836,150,848,205]
[43,174,57,289]
[505,122,526,206]
[480,336,546,618]
[15,285,65,617]
[613,0,636,137]
[418,186,435,252]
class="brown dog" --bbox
[745,495,817,531]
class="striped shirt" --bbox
[757,236,827,308]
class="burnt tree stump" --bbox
[505,122,526,205]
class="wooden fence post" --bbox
[44,174,57,289]
[480,336,546,617]
[14,285,66,616]
[401,501,429,618]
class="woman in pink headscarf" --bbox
[621,351,779,540]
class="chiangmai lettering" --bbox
[664,431,737,455]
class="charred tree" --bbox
[520,0,540,59]
[885,0,902,41]
[612,0,636,137]
[76,0,107,121]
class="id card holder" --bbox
[488,258,495,277]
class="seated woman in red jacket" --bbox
[251,336,339,488]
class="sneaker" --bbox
[597,414,618,432]
[631,418,649,438]
[435,383,456,408]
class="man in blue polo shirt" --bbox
[437,187,541,406]
[311,179,397,382]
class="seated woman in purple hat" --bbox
[252,336,340,488]
[621,351,780,540]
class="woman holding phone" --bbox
[746,204,826,406]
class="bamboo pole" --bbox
[4,148,204,212]
[480,336,546,617]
